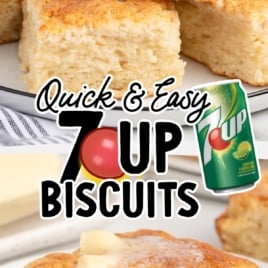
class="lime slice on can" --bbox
[237,141,252,152]
[233,149,249,160]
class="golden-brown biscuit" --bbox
[25,229,258,267]
[216,170,268,262]
[19,0,185,98]
[25,252,78,268]
[176,0,268,86]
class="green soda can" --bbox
[195,80,260,194]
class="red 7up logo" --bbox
[197,107,247,165]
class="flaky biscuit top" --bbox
[27,0,177,33]
[184,0,268,22]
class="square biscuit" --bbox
[176,0,268,86]
[19,0,185,98]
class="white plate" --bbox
[1,42,268,126]
[0,212,108,263]
[169,155,201,174]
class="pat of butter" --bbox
[80,230,126,256]
[78,230,125,268]
[0,153,61,226]
[77,255,118,268]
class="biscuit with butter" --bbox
[25,229,258,267]
[19,0,185,98]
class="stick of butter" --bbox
[78,230,126,268]
[0,153,61,226]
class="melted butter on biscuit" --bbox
[77,230,204,268]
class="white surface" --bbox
[0,213,108,263]
[169,155,201,174]
[1,195,267,267]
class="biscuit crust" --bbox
[25,229,258,268]
[37,0,176,32]
[216,170,268,262]
[176,0,268,86]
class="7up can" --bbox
[195,80,259,194]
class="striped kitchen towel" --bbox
[0,105,76,146]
